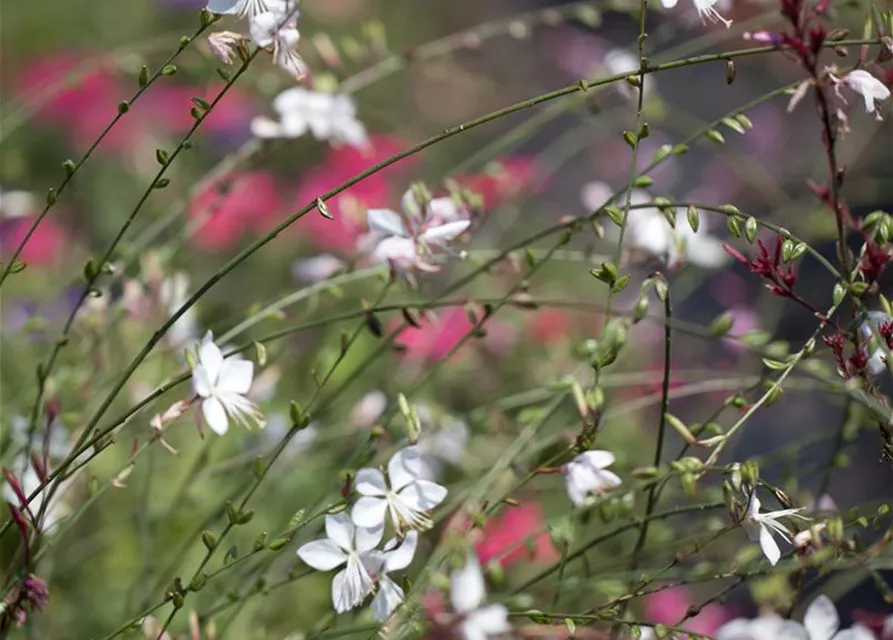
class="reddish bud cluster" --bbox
[724,236,798,298]
[859,241,892,285]
[823,321,893,379]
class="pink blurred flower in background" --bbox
[392,308,514,363]
[0,190,67,266]
[189,171,283,250]
[457,157,540,211]
[643,586,731,636]
[139,83,256,138]
[476,503,558,568]
[293,135,416,253]
[527,308,574,345]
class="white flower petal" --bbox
[354,522,384,552]
[331,568,352,613]
[367,209,409,237]
[576,450,615,470]
[202,397,229,435]
[397,479,447,512]
[388,446,424,491]
[192,365,214,398]
[383,529,418,572]
[217,358,253,395]
[467,604,510,635]
[325,513,355,552]
[759,523,781,566]
[716,619,759,640]
[198,333,224,383]
[354,468,388,496]
[297,538,348,571]
[803,595,839,640]
[421,220,470,245]
[833,627,877,640]
[451,556,485,614]
[777,621,811,640]
[351,496,389,529]
[370,577,405,622]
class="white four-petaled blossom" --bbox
[206,0,272,17]
[661,0,732,28]
[251,88,367,146]
[248,1,307,80]
[741,490,808,566]
[563,450,622,506]
[716,595,875,640]
[297,513,383,613]
[351,445,448,531]
[191,331,264,435]
[364,530,419,621]
[450,556,510,640]
[840,70,891,118]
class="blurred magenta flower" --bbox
[644,586,730,635]
[527,308,575,345]
[189,171,283,250]
[392,307,514,364]
[475,502,558,568]
[458,157,540,211]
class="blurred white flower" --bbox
[207,31,244,65]
[563,450,622,506]
[248,2,307,80]
[716,595,875,640]
[9,414,73,461]
[836,70,891,119]
[3,460,71,533]
[603,49,655,99]
[0,188,36,219]
[415,410,469,480]
[297,513,382,613]
[191,332,264,435]
[366,190,471,274]
[364,530,419,622]
[292,254,346,283]
[351,445,448,532]
[350,390,388,428]
[450,555,510,640]
[859,310,892,376]
[662,0,732,28]
[206,0,272,17]
[252,88,367,146]
[258,413,318,458]
[741,489,808,566]
[160,272,199,348]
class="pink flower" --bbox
[458,156,540,211]
[292,136,416,253]
[189,171,282,250]
[16,53,133,152]
[643,586,730,636]
[476,503,559,567]
[528,308,574,345]
[1,218,67,266]
[393,309,475,363]
[138,83,256,136]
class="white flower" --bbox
[160,272,199,348]
[351,446,448,532]
[366,189,471,274]
[258,413,318,458]
[364,530,419,622]
[191,331,264,435]
[0,188,36,219]
[349,390,388,429]
[252,88,367,147]
[415,409,469,480]
[292,254,345,283]
[838,70,891,118]
[741,490,808,566]
[207,31,244,65]
[716,595,875,640]
[603,49,656,99]
[450,556,510,640]
[662,0,732,27]
[9,414,73,461]
[563,450,622,506]
[248,2,307,80]
[859,310,892,376]
[206,0,273,17]
[297,513,383,613]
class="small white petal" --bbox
[354,522,385,553]
[451,556,485,614]
[803,595,839,640]
[198,334,224,383]
[370,577,405,622]
[367,209,409,237]
[466,604,510,635]
[388,446,424,491]
[383,529,418,572]
[192,365,214,399]
[716,619,758,640]
[354,468,388,496]
[397,479,447,512]
[202,397,229,435]
[833,627,877,640]
[421,220,470,245]
[297,539,348,571]
[576,450,615,470]
[325,513,355,552]
[351,496,389,529]
[217,358,253,395]
[759,523,781,566]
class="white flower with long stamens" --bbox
[661,0,732,28]
[251,88,367,147]
[563,450,622,506]
[207,31,244,65]
[450,555,510,640]
[248,1,307,80]
[364,530,419,622]
[717,595,875,640]
[191,331,264,436]
[835,70,891,119]
[351,446,448,532]
[741,489,808,566]
[297,514,383,613]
